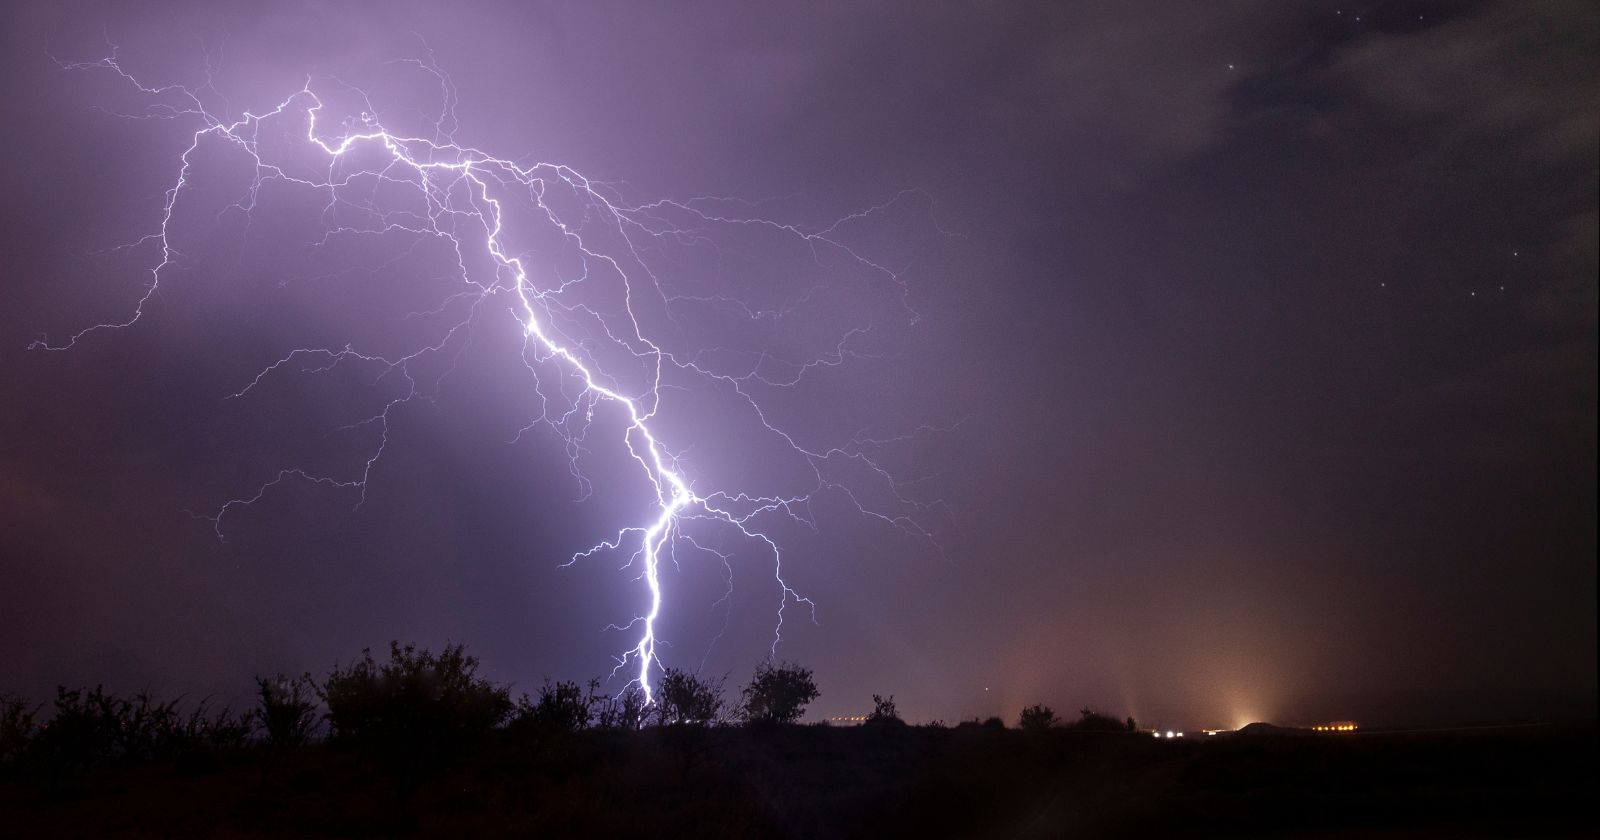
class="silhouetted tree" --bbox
[654,668,725,725]
[1125,716,1138,732]
[1019,703,1058,731]
[255,674,318,749]
[739,660,820,725]
[319,641,511,753]
[865,693,904,727]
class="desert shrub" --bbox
[179,701,253,752]
[517,678,596,732]
[1070,707,1131,732]
[24,687,248,772]
[1018,703,1059,731]
[866,693,905,727]
[1,694,39,767]
[654,668,725,726]
[27,687,169,769]
[172,702,252,773]
[739,660,820,725]
[595,684,648,731]
[256,673,319,748]
[319,642,512,754]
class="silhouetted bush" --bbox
[1,693,39,767]
[595,684,648,731]
[866,693,905,727]
[1069,707,1132,732]
[517,678,596,732]
[30,687,161,769]
[654,668,725,725]
[319,642,512,754]
[177,701,254,754]
[1019,703,1059,731]
[255,674,319,749]
[23,686,249,773]
[739,660,820,725]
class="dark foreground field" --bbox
[3,724,1594,838]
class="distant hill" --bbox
[1234,722,1308,736]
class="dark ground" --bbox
[2,724,1594,838]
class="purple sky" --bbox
[2,0,1595,730]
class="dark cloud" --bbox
[1332,0,1599,163]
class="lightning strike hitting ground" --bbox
[35,49,947,703]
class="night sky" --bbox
[2,0,1595,732]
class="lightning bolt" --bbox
[34,46,950,703]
